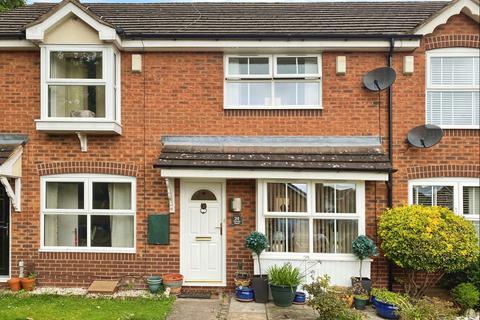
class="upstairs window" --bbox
[426,49,480,129]
[38,45,121,134]
[224,55,322,109]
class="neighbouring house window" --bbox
[42,46,120,122]
[41,175,135,252]
[410,178,480,233]
[224,55,322,109]
[263,181,363,255]
[426,48,480,129]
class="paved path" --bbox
[167,297,229,320]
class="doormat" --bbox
[177,292,212,299]
[87,280,119,294]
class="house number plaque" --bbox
[231,215,242,226]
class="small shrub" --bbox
[352,235,378,280]
[440,258,480,292]
[452,283,480,310]
[398,297,458,320]
[267,263,302,287]
[304,275,365,320]
[378,205,479,298]
[245,231,268,275]
[371,288,409,307]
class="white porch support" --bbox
[165,178,175,213]
[0,146,24,212]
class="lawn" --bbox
[0,293,174,320]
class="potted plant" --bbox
[354,294,369,310]
[233,262,250,287]
[371,288,408,319]
[245,231,269,303]
[146,275,163,294]
[267,263,302,307]
[7,277,21,292]
[162,273,183,295]
[20,272,37,291]
[351,235,378,293]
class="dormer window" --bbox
[36,45,121,135]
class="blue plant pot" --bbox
[293,292,306,304]
[374,299,399,319]
[235,287,254,301]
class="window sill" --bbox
[435,125,480,130]
[35,119,122,135]
[39,247,135,254]
[257,252,372,262]
[224,106,323,110]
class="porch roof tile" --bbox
[155,136,392,172]
[0,134,28,166]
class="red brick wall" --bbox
[0,13,478,290]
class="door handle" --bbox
[0,224,8,230]
[215,222,222,236]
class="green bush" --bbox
[304,275,365,320]
[371,288,409,307]
[352,235,378,280]
[267,263,302,287]
[378,205,479,298]
[245,231,268,275]
[452,283,480,310]
[398,297,458,320]
[439,257,480,291]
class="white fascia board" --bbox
[120,39,420,52]
[160,168,388,181]
[25,2,116,42]
[414,0,480,35]
[0,40,37,50]
[1,38,420,52]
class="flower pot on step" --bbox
[270,284,297,307]
[146,276,163,294]
[7,278,21,292]
[20,278,36,291]
[354,296,369,310]
[162,274,183,295]
[251,275,268,303]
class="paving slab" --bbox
[266,302,316,320]
[228,299,267,320]
[167,298,224,320]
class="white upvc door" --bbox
[180,181,225,286]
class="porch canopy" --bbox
[0,134,28,212]
[155,135,391,179]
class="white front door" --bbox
[180,181,224,286]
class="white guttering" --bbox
[1,38,421,52]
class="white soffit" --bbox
[160,169,388,181]
[414,0,480,35]
[25,2,117,43]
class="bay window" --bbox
[41,175,135,252]
[36,45,121,134]
[426,48,480,129]
[260,180,364,256]
[225,55,322,109]
[409,178,480,232]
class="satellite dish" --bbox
[363,67,397,91]
[407,124,444,148]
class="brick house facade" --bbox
[0,0,478,292]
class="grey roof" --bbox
[0,134,28,166]
[156,135,392,172]
[0,2,449,40]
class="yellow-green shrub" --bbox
[378,205,479,297]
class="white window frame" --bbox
[40,174,136,253]
[425,48,480,129]
[224,54,322,110]
[257,179,365,261]
[40,44,121,124]
[408,177,480,223]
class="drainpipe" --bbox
[387,38,395,291]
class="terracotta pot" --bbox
[162,274,183,295]
[7,278,21,292]
[20,278,36,291]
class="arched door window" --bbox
[191,189,217,201]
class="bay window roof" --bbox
[155,136,392,172]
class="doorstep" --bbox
[228,298,266,320]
